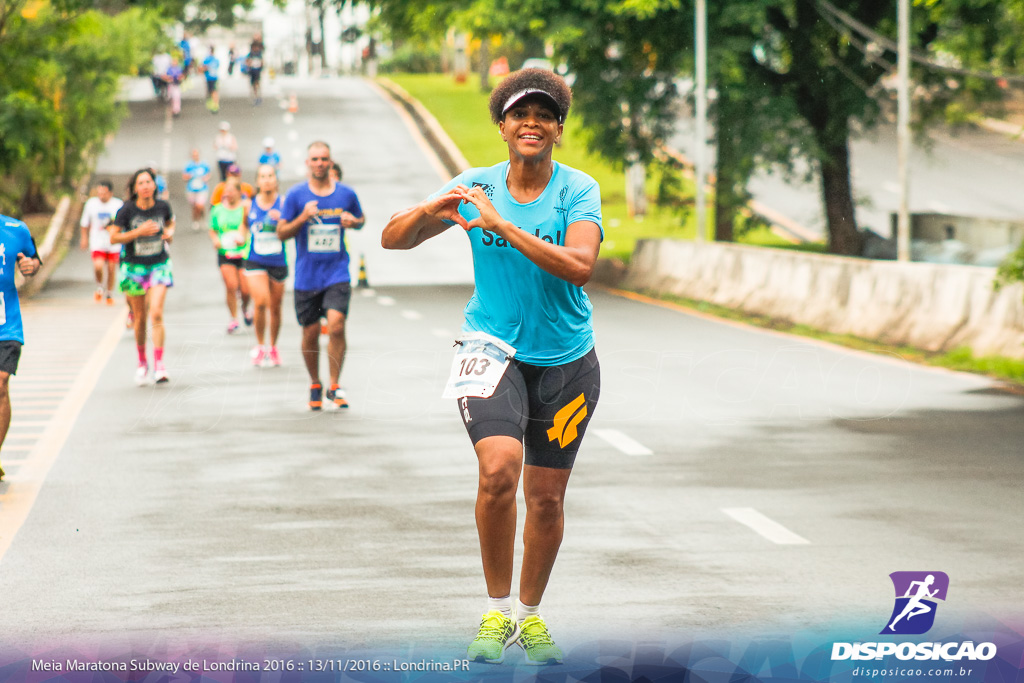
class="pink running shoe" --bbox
[267,346,281,367]
[251,346,266,366]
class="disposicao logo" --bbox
[831,571,997,662]
[882,571,948,635]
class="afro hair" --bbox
[488,68,572,125]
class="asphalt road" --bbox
[0,75,1021,670]
[670,109,1024,241]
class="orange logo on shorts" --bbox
[547,393,587,448]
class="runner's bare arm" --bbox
[277,200,317,240]
[455,186,600,286]
[108,220,160,245]
[341,211,365,230]
[381,188,468,250]
[240,199,251,243]
[16,253,41,276]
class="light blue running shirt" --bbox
[184,161,211,193]
[0,215,40,344]
[431,161,603,366]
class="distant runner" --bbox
[213,121,237,181]
[208,177,252,333]
[202,45,220,113]
[246,46,264,105]
[258,137,280,172]
[183,148,211,231]
[278,141,364,410]
[110,168,175,385]
[79,179,123,305]
[244,164,287,366]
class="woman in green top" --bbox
[209,178,252,333]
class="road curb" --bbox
[978,117,1024,140]
[18,192,83,299]
[374,77,471,178]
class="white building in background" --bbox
[178,1,372,78]
[241,0,372,76]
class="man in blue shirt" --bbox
[0,214,42,481]
[202,45,220,113]
[278,141,365,410]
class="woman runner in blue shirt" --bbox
[382,68,602,666]
[243,164,287,366]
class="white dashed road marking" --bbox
[593,429,653,456]
[722,507,811,545]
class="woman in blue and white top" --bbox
[382,68,602,666]
[243,164,287,367]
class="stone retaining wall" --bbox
[623,239,1024,358]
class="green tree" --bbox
[0,2,164,213]
[371,0,1024,254]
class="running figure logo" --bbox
[881,571,949,635]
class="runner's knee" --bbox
[478,467,519,501]
[476,440,523,499]
[327,319,346,339]
[524,489,565,519]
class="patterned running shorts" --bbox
[119,259,174,296]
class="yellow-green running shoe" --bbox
[467,610,520,664]
[518,615,563,665]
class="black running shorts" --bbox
[217,253,244,268]
[0,340,23,375]
[294,281,351,326]
[244,261,288,283]
[457,347,600,469]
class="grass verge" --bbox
[628,288,1024,387]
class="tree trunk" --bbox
[478,37,490,92]
[714,128,735,242]
[820,139,862,255]
[19,180,49,215]
[625,160,647,218]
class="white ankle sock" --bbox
[516,599,540,622]
[487,595,513,617]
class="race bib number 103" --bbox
[442,332,517,400]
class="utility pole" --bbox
[897,0,911,261]
[694,0,707,242]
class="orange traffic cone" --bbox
[288,94,299,113]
